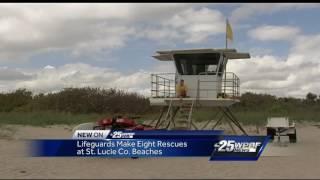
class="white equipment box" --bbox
[266,117,297,143]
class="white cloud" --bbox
[0,3,203,62]
[249,47,273,56]
[1,63,151,96]
[0,67,33,81]
[248,25,300,41]
[138,7,226,44]
[290,34,320,63]
[0,4,226,96]
[230,3,319,22]
[2,40,320,99]
[2,3,320,99]
[0,4,136,61]
[151,61,176,73]
[228,32,320,98]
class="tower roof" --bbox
[152,48,250,61]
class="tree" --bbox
[306,92,317,103]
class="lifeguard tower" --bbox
[148,48,250,135]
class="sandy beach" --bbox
[0,123,320,179]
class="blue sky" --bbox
[1,3,320,97]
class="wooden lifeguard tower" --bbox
[148,48,250,135]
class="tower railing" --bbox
[151,73,176,98]
[197,72,240,99]
[151,72,240,99]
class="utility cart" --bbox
[266,117,297,143]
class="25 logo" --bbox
[110,131,134,138]
[214,140,235,152]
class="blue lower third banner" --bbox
[29,130,269,161]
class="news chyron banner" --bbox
[30,130,270,161]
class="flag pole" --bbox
[225,18,228,49]
[224,18,228,96]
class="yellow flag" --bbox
[226,19,233,41]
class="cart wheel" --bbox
[289,129,297,143]
[267,128,275,141]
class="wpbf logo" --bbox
[214,140,262,153]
